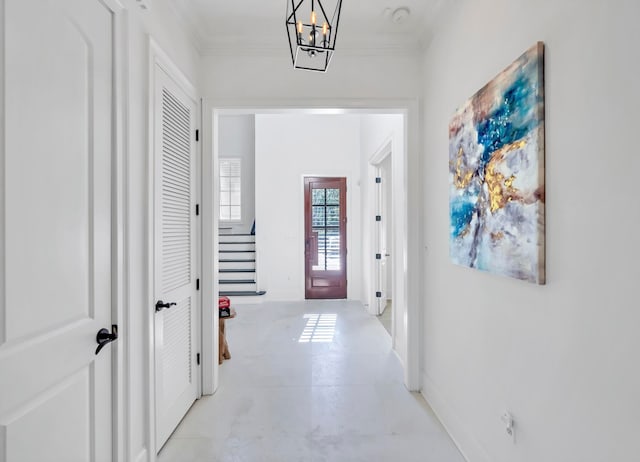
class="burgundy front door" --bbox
[304,177,347,299]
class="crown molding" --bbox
[155,0,458,59]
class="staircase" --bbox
[218,233,266,298]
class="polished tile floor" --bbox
[158,300,465,462]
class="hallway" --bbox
[158,300,465,462]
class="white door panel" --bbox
[0,0,114,460]
[153,64,198,450]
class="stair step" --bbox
[220,279,256,284]
[219,290,267,297]
[220,244,255,252]
[219,260,256,270]
[219,253,256,261]
[220,281,257,292]
[219,233,255,243]
[219,272,254,280]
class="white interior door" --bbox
[153,63,199,449]
[0,0,115,461]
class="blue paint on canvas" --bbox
[450,197,476,238]
[476,75,538,166]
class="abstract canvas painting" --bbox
[449,42,545,284]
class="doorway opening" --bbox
[201,104,421,395]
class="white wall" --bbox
[254,114,362,301]
[218,115,255,234]
[203,52,422,100]
[420,1,640,461]
[123,1,201,460]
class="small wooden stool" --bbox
[218,308,236,364]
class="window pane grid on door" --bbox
[311,187,342,271]
[219,158,241,221]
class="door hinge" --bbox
[375,177,382,183]
[376,253,382,260]
[196,204,200,216]
[196,278,200,290]
[195,129,199,142]
[196,353,200,365]
[375,215,382,222]
[376,291,382,298]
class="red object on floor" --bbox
[218,296,230,309]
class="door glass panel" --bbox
[312,206,325,227]
[326,188,339,205]
[312,188,326,205]
[312,229,325,271]
[326,206,340,227]
[326,228,340,270]
[312,229,341,272]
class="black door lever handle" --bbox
[155,300,177,312]
[95,325,118,355]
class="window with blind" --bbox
[219,158,242,221]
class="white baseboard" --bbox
[421,372,490,462]
[134,448,148,462]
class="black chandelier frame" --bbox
[286,0,343,72]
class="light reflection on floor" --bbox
[299,313,337,343]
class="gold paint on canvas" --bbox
[454,147,474,189]
[484,139,526,212]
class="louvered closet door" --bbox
[153,64,199,449]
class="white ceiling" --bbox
[166,0,449,54]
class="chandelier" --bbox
[286,0,343,72]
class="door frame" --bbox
[110,2,130,461]
[146,39,202,458]
[202,100,422,392]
